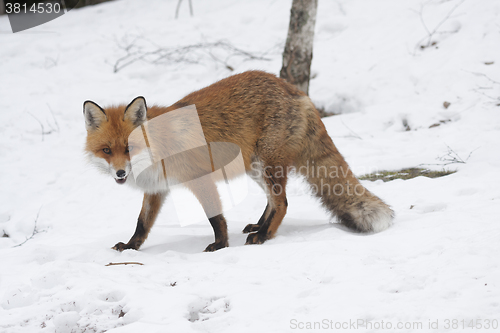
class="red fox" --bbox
[83,71,393,252]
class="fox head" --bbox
[83,96,147,185]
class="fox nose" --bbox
[116,170,126,178]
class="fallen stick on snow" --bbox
[105,262,144,266]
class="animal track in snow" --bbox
[187,297,231,322]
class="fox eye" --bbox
[103,148,111,154]
[126,146,133,153]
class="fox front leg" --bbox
[113,192,166,251]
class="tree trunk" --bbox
[280,0,318,95]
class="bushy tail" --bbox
[295,98,394,232]
[299,153,394,232]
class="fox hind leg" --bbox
[245,166,288,245]
[242,203,270,233]
[243,162,272,233]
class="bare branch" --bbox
[46,104,60,133]
[44,55,59,69]
[188,0,193,17]
[28,112,47,142]
[418,3,432,37]
[426,0,465,45]
[420,144,478,166]
[472,89,500,102]
[13,207,44,247]
[28,105,60,141]
[464,70,500,85]
[413,0,465,53]
[338,117,362,140]
[113,37,272,73]
[175,0,193,19]
[464,70,500,104]
[175,0,182,19]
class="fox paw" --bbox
[112,242,137,252]
[245,232,267,245]
[204,240,228,252]
[242,224,260,233]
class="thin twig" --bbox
[464,70,500,85]
[46,104,60,132]
[13,207,44,247]
[334,0,346,16]
[175,0,182,19]
[413,0,465,53]
[420,145,478,166]
[28,112,47,142]
[472,89,500,102]
[105,262,144,266]
[463,70,500,103]
[339,117,362,140]
[175,0,194,19]
[425,0,465,47]
[44,55,59,69]
[418,4,432,37]
[28,106,60,141]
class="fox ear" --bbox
[124,96,147,126]
[83,101,107,131]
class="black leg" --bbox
[204,214,229,252]
[243,203,270,233]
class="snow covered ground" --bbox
[1,0,499,332]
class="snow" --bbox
[1,0,500,332]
